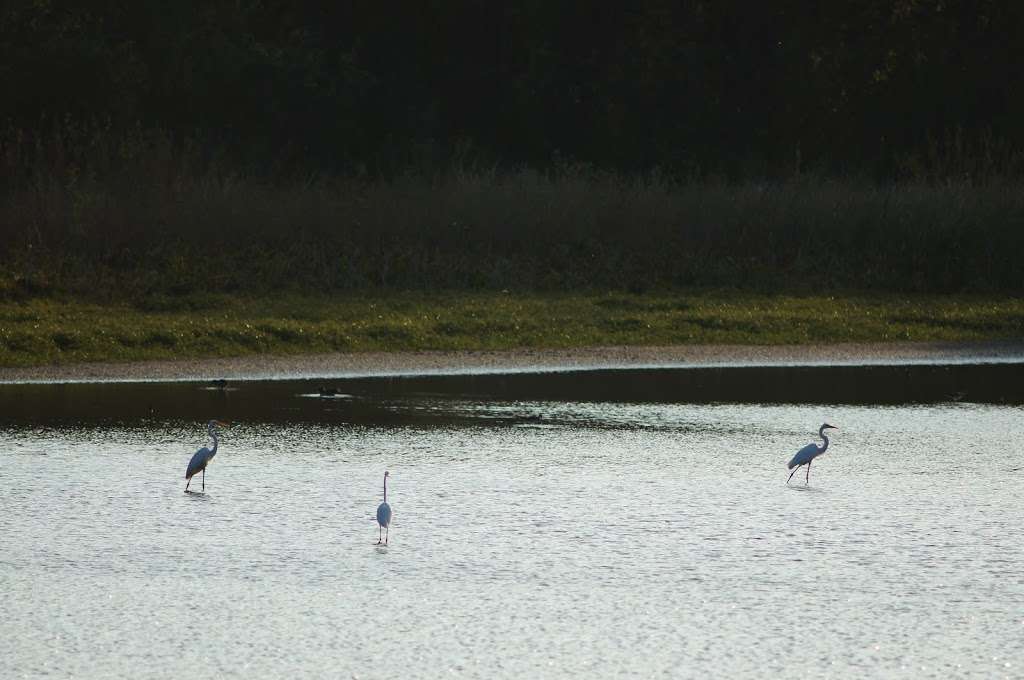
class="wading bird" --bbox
[185,420,229,492]
[787,423,838,485]
[376,471,392,545]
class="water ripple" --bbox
[0,402,1021,678]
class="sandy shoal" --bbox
[2,341,1023,384]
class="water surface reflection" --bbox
[1,363,1022,679]
[2,362,1023,427]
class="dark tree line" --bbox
[2,0,1023,178]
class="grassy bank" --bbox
[1,290,1022,368]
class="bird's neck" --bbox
[209,430,219,457]
[383,477,388,503]
[818,429,830,452]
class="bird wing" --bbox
[185,447,211,478]
[788,443,820,469]
[377,502,392,527]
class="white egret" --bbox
[376,471,392,545]
[185,420,229,492]
[787,423,837,485]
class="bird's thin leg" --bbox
[377,526,382,545]
[805,460,811,485]
[385,526,389,546]
[787,466,800,484]
[202,468,205,491]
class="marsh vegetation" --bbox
[2,4,1022,367]
[3,126,1024,300]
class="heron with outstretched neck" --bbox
[185,420,229,492]
[376,471,392,545]
[787,423,837,485]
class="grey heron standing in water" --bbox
[376,471,392,545]
[185,420,229,492]
[787,423,838,485]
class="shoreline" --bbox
[2,340,1024,384]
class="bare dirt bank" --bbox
[2,341,1023,384]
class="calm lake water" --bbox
[1,363,1022,678]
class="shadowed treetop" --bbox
[2,0,1022,178]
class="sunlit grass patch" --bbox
[0,291,1022,368]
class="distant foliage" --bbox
[2,1,1023,178]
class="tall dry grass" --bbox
[2,124,1022,299]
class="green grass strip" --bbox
[1,290,1022,367]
